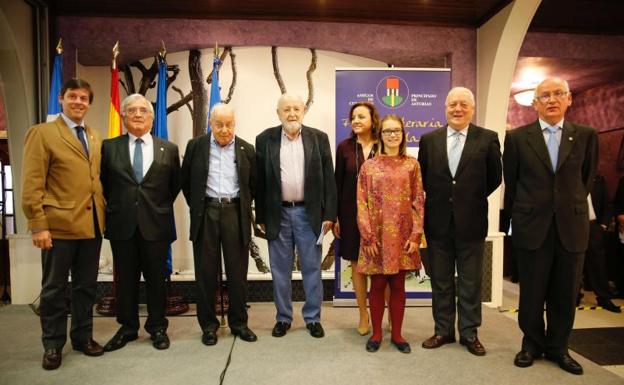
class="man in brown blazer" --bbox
[22,78,106,370]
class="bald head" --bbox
[532,77,572,126]
[210,103,236,146]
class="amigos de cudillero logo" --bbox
[376,76,409,108]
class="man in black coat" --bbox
[181,103,257,346]
[255,94,337,338]
[100,93,180,351]
[418,87,502,356]
[504,77,598,375]
[582,175,620,312]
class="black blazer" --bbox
[100,134,180,241]
[255,125,337,241]
[503,120,598,252]
[181,134,256,246]
[418,124,502,242]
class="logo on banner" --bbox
[376,76,409,108]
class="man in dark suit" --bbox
[255,94,337,338]
[504,77,598,375]
[22,78,105,370]
[418,87,502,356]
[100,93,180,351]
[582,175,620,312]
[181,103,257,346]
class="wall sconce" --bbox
[513,89,535,106]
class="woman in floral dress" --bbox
[357,114,424,353]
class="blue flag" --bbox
[154,57,174,276]
[206,55,222,133]
[46,53,63,122]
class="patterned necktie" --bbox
[448,131,463,177]
[75,126,89,156]
[546,126,559,171]
[133,138,143,182]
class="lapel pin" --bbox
[160,147,164,151]
[569,137,573,141]
[240,146,244,149]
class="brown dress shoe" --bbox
[422,334,456,349]
[42,348,62,370]
[72,339,104,356]
[460,336,486,356]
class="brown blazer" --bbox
[21,116,105,239]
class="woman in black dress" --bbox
[334,101,379,335]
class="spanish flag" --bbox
[108,41,122,138]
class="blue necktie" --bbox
[448,131,462,177]
[75,126,89,157]
[546,126,559,171]
[133,138,143,182]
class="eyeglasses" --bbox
[126,107,150,116]
[381,129,402,137]
[535,91,568,104]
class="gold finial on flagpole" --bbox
[111,41,120,69]
[159,40,167,59]
[214,42,219,57]
[56,38,63,55]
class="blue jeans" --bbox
[268,206,323,324]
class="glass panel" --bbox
[3,165,11,189]
[5,191,12,215]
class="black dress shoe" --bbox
[202,330,218,346]
[150,331,170,350]
[103,331,139,352]
[460,336,486,356]
[232,327,258,342]
[422,334,456,349]
[42,348,62,370]
[271,322,291,337]
[545,353,583,375]
[597,298,622,313]
[366,338,380,352]
[306,322,325,338]
[72,339,104,356]
[391,340,411,354]
[514,350,539,368]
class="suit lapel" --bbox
[454,124,478,177]
[269,127,281,181]
[202,134,212,180]
[301,126,313,179]
[56,117,88,160]
[526,121,554,173]
[142,135,164,182]
[556,121,577,172]
[234,136,244,179]
[434,127,452,177]
[118,134,137,182]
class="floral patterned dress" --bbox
[356,155,424,275]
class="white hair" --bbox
[210,102,235,118]
[277,93,305,110]
[533,77,570,98]
[121,93,154,117]
[445,87,475,106]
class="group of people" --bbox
[22,76,599,376]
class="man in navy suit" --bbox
[504,78,598,375]
[100,93,180,352]
[255,94,337,338]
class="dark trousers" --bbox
[583,221,611,300]
[110,229,169,335]
[193,201,249,333]
[40,236,102,350]
[427,236,484,339]
[516,222,584,356]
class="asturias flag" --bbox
[206,55,222,133]
[46,50,63,122]
[154,56,174,276]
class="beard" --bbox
[282,121,302,135]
